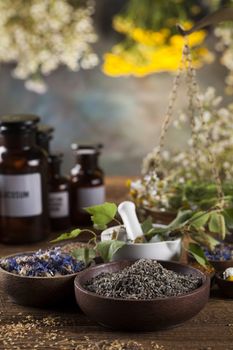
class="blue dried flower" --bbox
[204,244,233,261]
[0,247,85,277]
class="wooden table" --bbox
[0,177,233,350]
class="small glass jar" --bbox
[36,124,54,153]
[70,144,105,226]
[48,153,71,231]
[0,114,49,244]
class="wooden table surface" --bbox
[0,177,233,350]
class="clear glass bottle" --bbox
[70,144,105,226]
[0,114,49,244]
[48,153,71,231]
[36,124,54,154]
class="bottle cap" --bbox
[37,124,54,137]
[71,143,103,155]
[0,114,40,133]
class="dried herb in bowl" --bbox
[84,259,202,299]
[0,247,85,277]
[204,243,233,261]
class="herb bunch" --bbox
[52,202,228,267]
[130,87,233,213]
[52,203,125,265]
[103,0,212,77]
[0,0,98,93]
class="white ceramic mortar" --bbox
[101,225,182,261]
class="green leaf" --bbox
[188,243,209,268]
[96,240,125,262]
[141,216,153,234]
[189,211,210,229]
[204,233,220,250]
[145,210,193,241]
[223,208,233,230]
[51,229,82,243]
[145,226,169,240]
[198,197,219,210]
[190,230,220,250]
[85,202,118,230]
[208,212,226,239]
[168,210,193,230]
[72,247,96,265]
[168,193,183,210]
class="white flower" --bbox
[81,53,99,69]
[223,162,230,169]
[178,177,185,184]
[142,147,159,174]
[204,87,215,102]
[179,113,187,123]
[174,152,185,162]
[226,74,233,85]
[25,78,47,94]
[212,96,222,107]
[187,139,194,146]
[194,118,202,131]
[0,0,98,93]
[173,120,180,128]
[215,26,233,92]
[218,108,229,119]
[161,150,170,161]
[130,180,145,192]
[203,111,211,123]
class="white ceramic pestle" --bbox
[118,201,144,241]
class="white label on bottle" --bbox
[49,192,69,218]
[0,174,42,217]
[77,186,105,209]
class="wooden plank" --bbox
[0,293,233,349]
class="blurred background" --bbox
[0,0,232,176]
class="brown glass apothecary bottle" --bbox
[48,153,71,231]
[0,114,49,244]
[36,124,54,154]
[70,144,105,226]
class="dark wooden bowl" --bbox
[209,260,233,272]
[215,272,233,298]
[0,252,81,307]
[74,260,210,331]
[138,207,177,225]
[187,252,233,273]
